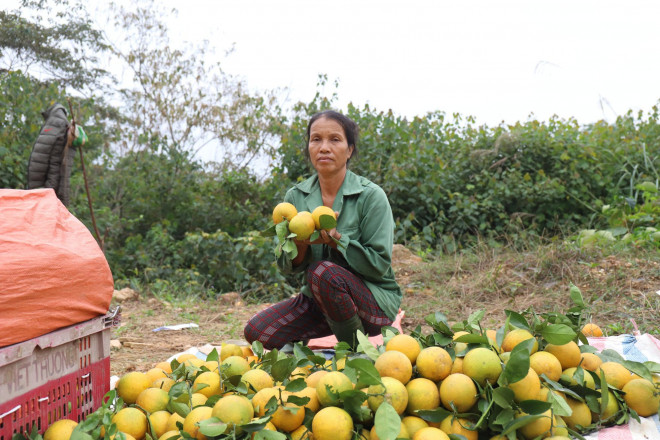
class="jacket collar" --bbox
[296,170,365,213]
[42,103,67,120]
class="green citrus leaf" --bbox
[340,389,368,416]
[241,416,273,433]
[70,429,94,440]
[374,402,402,440]
[261,224,277,237]
[253,428,288,439]
[454,334,489,345]
[519,400,552,414]
[504,310,530,331]
[271,357,296,382]
[275,221,289,242]
[541,324,576,345]
[416,407,452,423]
[569,283,585,307]
[501,338,534,384]
[198,417,228,436]
[284,377,308,392]
[502,414,543,436]
[282,239,298,259]
[309,230,320,241]
[491,387,514,409]
[319,214,337,230]
[346,358,382,388]
[356,330,381,361]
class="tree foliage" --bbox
[109,0,282,172]
[0,0,110,91]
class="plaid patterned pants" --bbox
[243,261,393,349]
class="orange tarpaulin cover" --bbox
[0,189,114,347]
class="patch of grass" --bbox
[402,240,660,336]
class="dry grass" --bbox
[398,242,660,336]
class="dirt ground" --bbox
[109,245,427,377]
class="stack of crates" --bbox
[0,309,119,439]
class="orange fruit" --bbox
[192,371,222,397]
[508,368,541,402]
[450,357,463,374]
[290,424,314,440]
[289,211,315,240]
[312,406,354,440]
[564,397,592,430]
[273,202,298,224]
[306,370,330,388]
[367,376,409,414]
[316,371,353,407]
[452,331,470,356]
[116,371,152,405]
[146,367,168,383]
[439,373,477,412]
[370,420,409,439]
[529,351,562,382]
[402,416,429,438]
[312,205,337,230]
[515,409,552,439]
[416,346,452,382]
[599,361,633,390]
[220,343,244,361]
[579,352,602,372]
[294,386,320,413]
[412,427,450,440]
[581,323,604,337]
[135,387,170,413]
[182,406,213,440]
[622,378,660,417]
[166,412,185,431]
[386,333,422,364]
[154,361,173,374]
[562,367,596,389]
[271,391,305,432]
[374,350,413,384]
[439,416,477,440]
[44,419,77,440]
[406,377,440,415]
[220,355,250,378]
[212,394,254,433]
[176,353,198,363]
[112,407,148,440]
[502,328,538,354]
[151,377,175,392]
[241,368,274,392]
[252,387,279,416]
[591,390,620,423]
[462,347,502,386]
[544,341,581,370]
[148,410,170,439]
[191,393,208,408]
[158,431,183,440]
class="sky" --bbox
[154,0,660,127]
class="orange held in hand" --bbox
[272,202,298,224]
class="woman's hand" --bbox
[294,210,341,248]
[296,228,342,248]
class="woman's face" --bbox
[308,117,354,176]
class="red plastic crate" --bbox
[0,311,117,439]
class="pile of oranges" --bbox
[43,321,659,440]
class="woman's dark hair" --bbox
[305,110,359,164]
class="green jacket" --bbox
[278,170,402,320]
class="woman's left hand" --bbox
[296,228,342,248]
